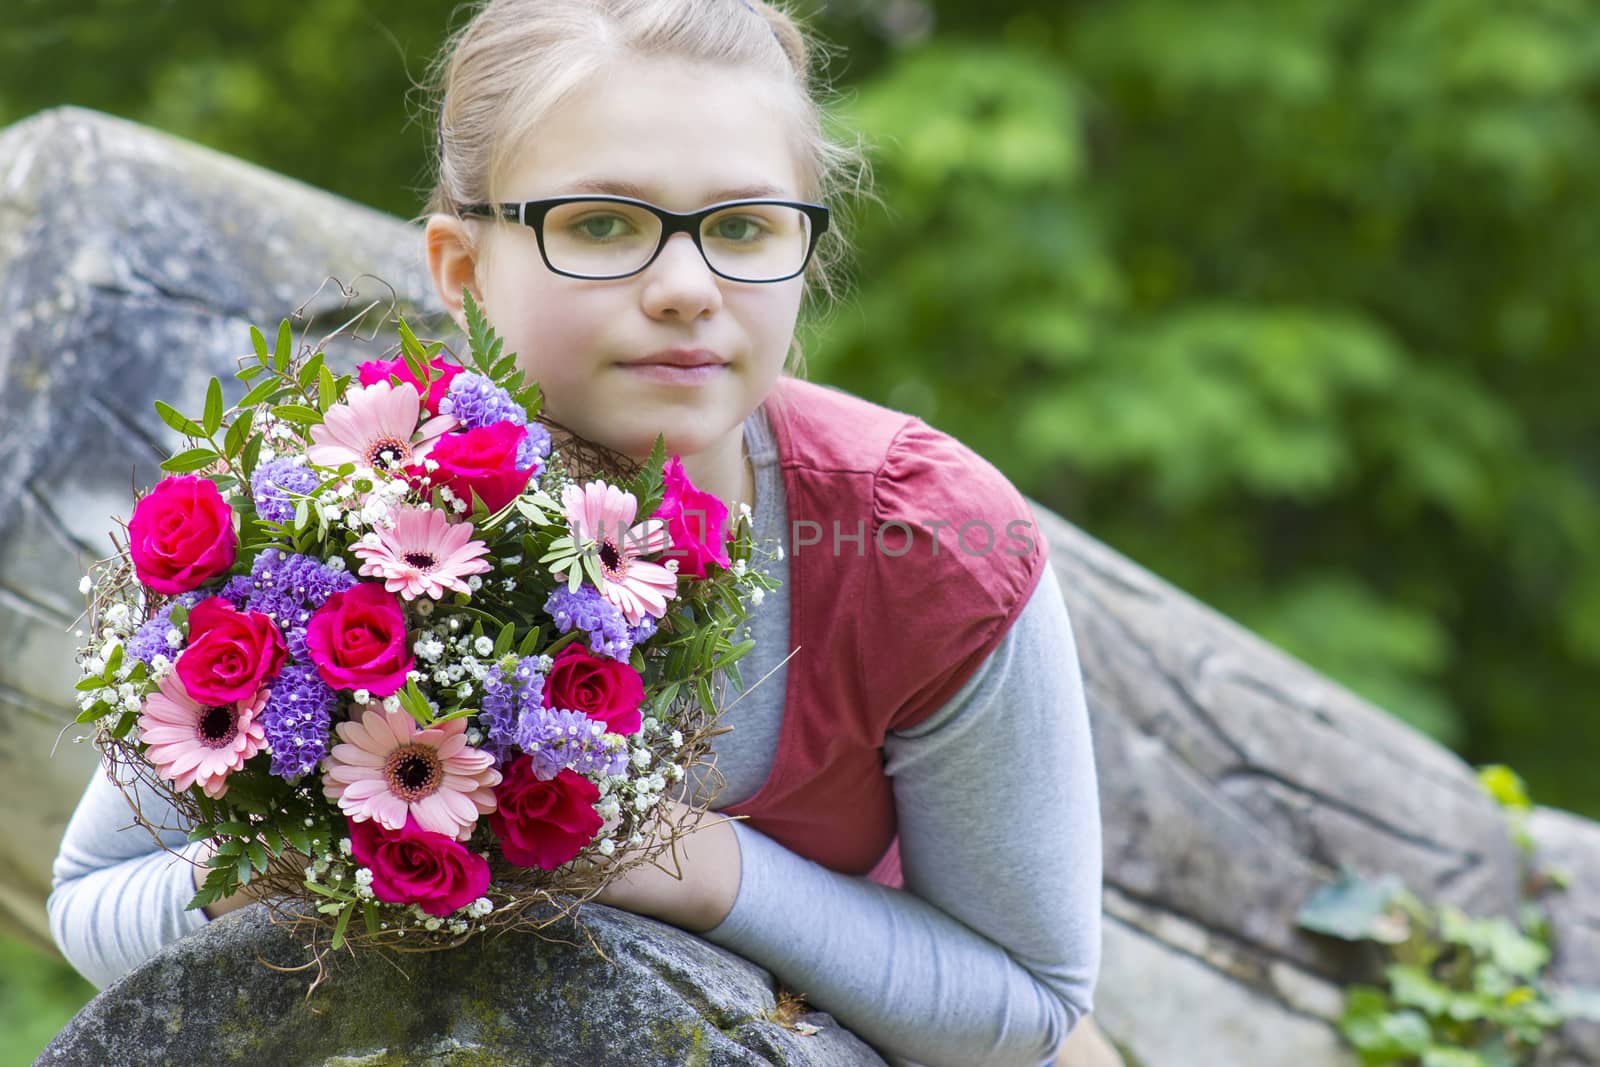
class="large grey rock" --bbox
[0,105,441,952]
[36,903,885,1066]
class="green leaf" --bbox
[284,824,312,856]
[272,404,324,427]
[493,621,516,657]
[517,625,542,658]
[1297,869,1409,943]
[714,639,756,671]
[273,319,293,371]
[1420,1050,1488,1067]
[186,882,224,911]
[239,376,282,409]
[203,377,224,437]
[363,901,380,935]
[234,853,254,885]
[247,841,270,873]
[161,447,220,474]
[74,700,108,724]
[297,351,325,392]
[74,675,106,692]
[1476,764,1531,811]
[240,432,265,478]
[237,363,265,382]
[318,365,338,411]
[1388,965,1453,1016]
[331,900,354,950]
[154,400,204,438]
[581,552,605,590]
[223,408,253,460]
[250,325,270,365]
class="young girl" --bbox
[49,2,1105,1064]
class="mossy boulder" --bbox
[36,903,885,1066]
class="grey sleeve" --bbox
[700,561,1103,1067]
[48,760,211,990]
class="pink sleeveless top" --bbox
[721,378,1049,886]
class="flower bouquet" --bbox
[70,288,775,954]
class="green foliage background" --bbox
[3,0,1596,1058]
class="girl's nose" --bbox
[640,233,723,321]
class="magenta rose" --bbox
[652,456,731,580]
[127,475,237,595]
[176,597,288,705]
[542,644,645,735]
[348,815,490,917]
[414,422,536,513]
[357,353,463,416]
[304,582,414,697]
[489,760,603,870]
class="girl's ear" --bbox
[424,214,484,333]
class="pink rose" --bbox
[653,456,731,580]
[489,760,603,870]
[414,422,536,514]
[127,475,237,594]
[176,597,288,705]
[542,644,645,735]
[348,815,490,917]
[305,582,413,697]
[357,354,463,416]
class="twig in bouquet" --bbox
[291,275,403,354]
[715,644,800,715]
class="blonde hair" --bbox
[416,0,872,370]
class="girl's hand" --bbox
[590,799,742,933]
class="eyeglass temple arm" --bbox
[459,203,523,223]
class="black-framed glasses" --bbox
[457,194,830,283]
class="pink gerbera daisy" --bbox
[320,705,500,841]
[352,506,492,600]
[137,671,268,799]
[562,480,678,625]
[307,380,458,473]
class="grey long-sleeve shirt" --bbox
[49,404,1102,1066]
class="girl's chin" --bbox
[567,416,734,464]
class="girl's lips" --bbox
[618,362,728,385]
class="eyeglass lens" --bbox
[542,201,811,280]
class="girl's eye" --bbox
[571,214,633,241]
[711,215,769,243]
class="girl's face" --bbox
[429,56,808,467]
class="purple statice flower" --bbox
[439,372,551,473]
[516,422,551,472]
[543,585,654,662]
[251,458,320,525]
[260,664,337,779]
[627,614,658,645]
[519,707,629,779]
[235,549,356,661]
[479,655,546,763]
[127,590,208,666]
[439,372,521,429]
[219,575,255,606]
